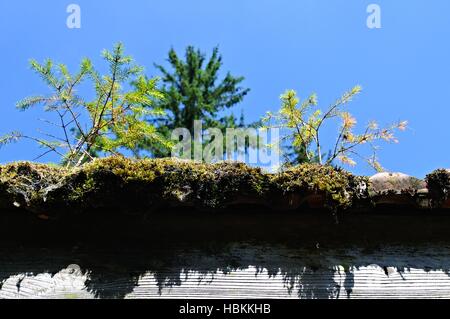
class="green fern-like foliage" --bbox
[263,87,407,171]
[5,43,171,167]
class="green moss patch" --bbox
[426,169,450,207]
[0,157,377,218]
[271,164,369,210]
[63,157,269,211]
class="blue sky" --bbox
[0,0,449,177]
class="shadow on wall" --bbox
[3,210,450,298]
[1,239,450,299]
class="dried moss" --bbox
[425,169,450,208]
[0,162,67,211]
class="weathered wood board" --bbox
[2,244,450,299]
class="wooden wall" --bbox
[2,243,450,299]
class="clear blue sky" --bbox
[0,0,449,177]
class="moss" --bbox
[0,156,369,216]
[270,163,369,209]
[425,169,450,207]
[65,157,269,210]
[0,162,67,210]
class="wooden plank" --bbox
[2,244,450,299]
[2,266,450,299]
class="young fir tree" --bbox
[143,46,250,157]
[1,43,170,167]
[263,86,408,171]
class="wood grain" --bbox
[2,244,450,299]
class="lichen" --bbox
[369,172,425,197]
